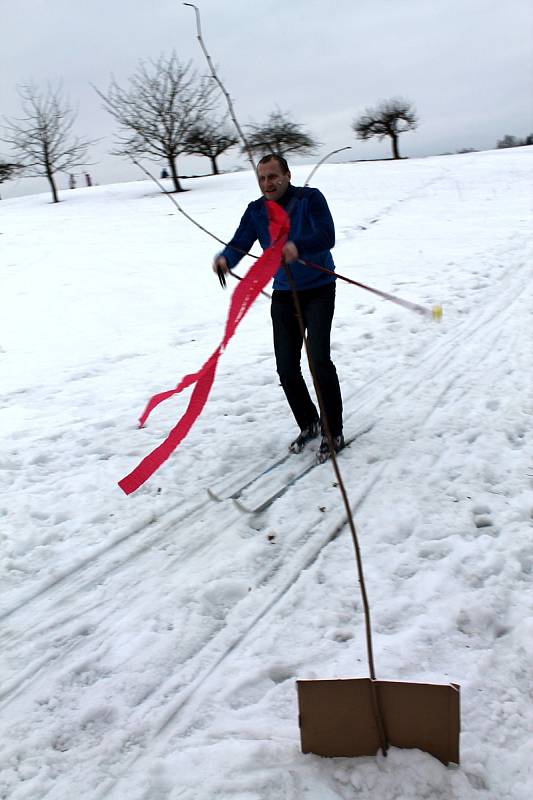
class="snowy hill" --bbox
[1,148,532,799]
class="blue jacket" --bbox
[220,184,336,291]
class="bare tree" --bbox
[353,98,418,160]
[245,110,319,158]
[184,119,238,174]
[95,53,216,192]
[1,84,93,203]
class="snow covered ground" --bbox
[0,147,532,799]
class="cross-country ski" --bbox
[228,423,375,515]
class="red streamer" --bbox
[118,200,290,495]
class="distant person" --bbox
[212,154,344,463]
[69,174,76,189]
[84,172,92,187]
[160,167,169,179]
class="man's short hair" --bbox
[257,154,290,174]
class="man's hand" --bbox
[213,255,229,288]
[281,241,299,264]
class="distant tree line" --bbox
[496,133,533,149]
[1,64,417,203]
[0,159,23,199]
[1,47,530,203]
[0,53,322,201]
[455,132,533,155]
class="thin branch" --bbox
[303,145,351,186]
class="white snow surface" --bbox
[1,148,532,800]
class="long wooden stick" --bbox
[183,3,256,173]
[283,263,389,755]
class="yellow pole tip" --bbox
[432,304,443,321]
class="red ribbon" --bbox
[118,200,290,495]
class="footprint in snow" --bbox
[506,427,526,449]
[472,503,495,531]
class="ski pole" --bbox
[298,258,443,319]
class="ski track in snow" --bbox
[0,150,532,800]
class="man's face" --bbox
[257,160,291,201]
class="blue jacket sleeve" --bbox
[291,189,335,255]
[219,203,258,270]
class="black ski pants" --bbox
[271,282,343,437]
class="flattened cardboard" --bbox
[297,678,460,765]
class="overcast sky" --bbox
[2,0,532,197]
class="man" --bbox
[213,154,343,463]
